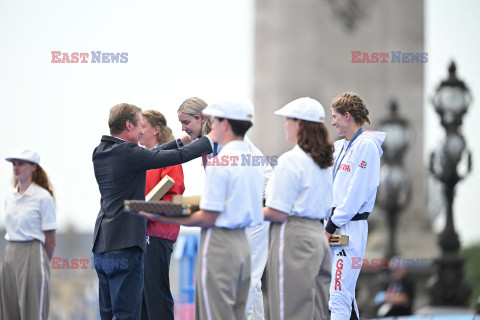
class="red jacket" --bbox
[145,164,185,241]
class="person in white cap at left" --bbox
[138,99,265,320]
[0,148,57,320]
[263,97,333,320]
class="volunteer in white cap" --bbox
[326,93,386,320]
[139,99,265,320]
[263,97,333,320]
[0,148,57,320]
[178,97,273,320]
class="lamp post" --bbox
[429,61,472,306]
[376,100,413,259]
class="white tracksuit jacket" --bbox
[326,130,386,320]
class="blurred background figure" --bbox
[139,110,185,320]
[0,148,57,320]
[376,257,415,317]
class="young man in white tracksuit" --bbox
[139,100,264,320]
[325,93,386,320]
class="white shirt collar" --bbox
[112,135,126,142]
[13,182,37,196]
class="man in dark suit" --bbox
[92,103,213,319]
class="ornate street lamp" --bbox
[429,61,472,306]
[376,101,413,258]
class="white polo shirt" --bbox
[4,183,57,243]
[200,140,264,228]
[266,145,332,219]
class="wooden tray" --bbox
[124,200,199,216]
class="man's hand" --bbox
[180,135,194,146]
[324,230,332,241]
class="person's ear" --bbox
[223,119,230,131]
[200,114,206,124]
[345,112,351,121]
[125,120,132,131]
[153,126,160,135]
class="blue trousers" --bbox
[93,245,144,320]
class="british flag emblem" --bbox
[359,161,367,168]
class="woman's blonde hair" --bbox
[177,97,213,137]
[142,110,175,144]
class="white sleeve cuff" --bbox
[41,223,57,231]
[200,199,224,212]
[265,199,291,215]
[204,135,215,151]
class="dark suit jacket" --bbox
[92,135,212,254]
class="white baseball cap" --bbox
[203,99,254,122]
[274,97,326,123]
[5,148,40,164]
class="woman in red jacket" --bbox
[139,110,185,320]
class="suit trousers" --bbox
[93,244,144,320]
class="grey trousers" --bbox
[195,227,251,320]
[0,240,51,320]
[267,216,331,320]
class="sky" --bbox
[0,0,254,233]
[0,0,479,245]
[424,0,480,245]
